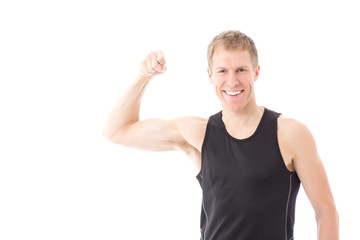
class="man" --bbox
[103,30,339,239]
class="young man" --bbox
[103,30,339,239]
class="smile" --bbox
[223,90,244,96]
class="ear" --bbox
[207,68,213,84]
[253,65,260,82]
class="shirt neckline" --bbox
[219,107,267,142]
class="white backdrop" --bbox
[1,0,359,239]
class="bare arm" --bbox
[103,51,206,156]
[103,50,180,150]
[283,119,339,239]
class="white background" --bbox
[1,0,359,239]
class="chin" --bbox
[222,103,245,113]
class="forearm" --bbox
[317,209,339,240]
[103,74,151,139]
[103,50,166,141]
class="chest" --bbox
[197,118,294,173]
[205,137,281,175]
[199,115,296,186]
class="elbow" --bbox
[102,127,115,141]
[315,206,339,225]
[315,208,340,239]
[102,128,128,145]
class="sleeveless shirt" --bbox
[196,107,301,240]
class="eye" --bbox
[237,68,246,72]
[218,69,226,73]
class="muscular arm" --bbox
[282,118,339,240]
[103,51,206,161]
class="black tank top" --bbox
[196,107,301,240]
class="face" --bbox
[208,46,260,113]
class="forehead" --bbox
[212,46,252,66]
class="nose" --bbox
[227,71,239,88]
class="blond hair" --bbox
[207,30,258,71]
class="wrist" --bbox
[135,72,154,83]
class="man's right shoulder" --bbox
[172,116,209,152]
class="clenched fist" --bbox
[139,50,167,78]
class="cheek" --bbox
[242,75,254,85]
[213,76,226,87]
[246,80,254,89]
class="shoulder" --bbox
[173,116,208,132]
[278,115,317,157]
[278,115,313,139]
[172,116,209,152]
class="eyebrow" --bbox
[215,66,250,70]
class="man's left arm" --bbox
[286,119,339,240]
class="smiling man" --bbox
[103,30,339,240]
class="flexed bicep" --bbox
[108,118,186,151]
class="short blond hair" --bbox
[207,30,258,71]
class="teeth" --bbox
[225,90,242,96]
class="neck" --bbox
[222,103,264,128]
